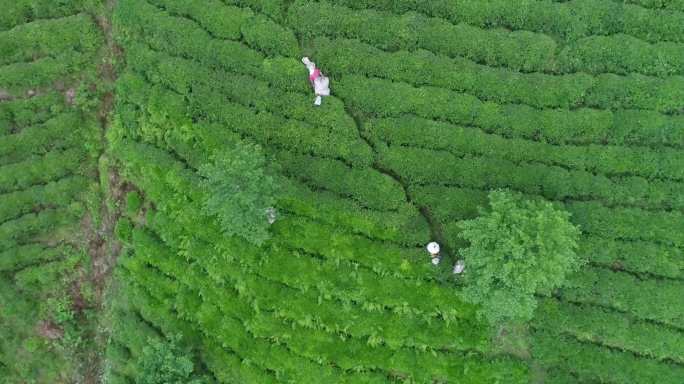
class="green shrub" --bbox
[0,92,64,130]
[115,0,262,79]
[557,34,684,77]
[0,176,87,223]
[0,14,101,66]
[580,236,684,279]
[0,0,92,31]
[561,266,684,327]
[627,0,684,12]
[147,0,251,40]
[567,201,684,246]
[532,329,684,384]
[143,219,482,351]
[0,206,82,253]
[130,226,527,383]
[378,144,684,211]
[0,55,91,94]
[120,47,374,167]
[534,298,684,363]
[0,244,64,272]
[291,1,684,76]
[241,15,299,57]
[337,74,684,148]
[411,183,684,269]
[223,0,286,21]
[0,113,82,165]
[367,116,684,181]
[116,145,454,318]
[334,0,684,44]
[288,1,556,71]
[276,150,405,211]
[313,36,684,114]
[0,148,85,194]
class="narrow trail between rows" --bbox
[83,0,125,382]
[345,107,451,255]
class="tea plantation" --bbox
[1,0,683,383]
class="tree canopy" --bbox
[458,190,582,325]
[136,335,208,384]
[199,141,280,246]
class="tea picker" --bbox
[427,241,441,265]
[302,57,330,106]
[426,241,466,274]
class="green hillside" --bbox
[1,0,683,383]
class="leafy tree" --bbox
[458,190,582,325]
[199,141,279,246]
[136,335,207,384]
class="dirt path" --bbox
[79,0,124,382]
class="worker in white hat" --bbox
[426,242,441,265]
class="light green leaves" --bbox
[199,141,279,246]
[458,190,582,325]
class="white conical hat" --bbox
[426,242,440,254]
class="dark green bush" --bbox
[276,151,405,211]
[561,266,684,327]
[0,92,64,130]
[0,14,102,66]
[367,116,684,181]
[378,145,684,211]
[0,0,92,31]
[337,74,684,148]
[0,176,87,223]
[534,298,684,363]
[532,329,684,384]
[333,0,684,44]
[292,0,684,76]
[241,15,299,57]
[314,36,684,114]
[0,113,82,165]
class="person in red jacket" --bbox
[302,57,330,106]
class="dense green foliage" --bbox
[2,0,683,382]
[458,190,582,325]
[0,1,106,382]
[102,0,684,382]
[199,141,280,246]
[136,335,208,384]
